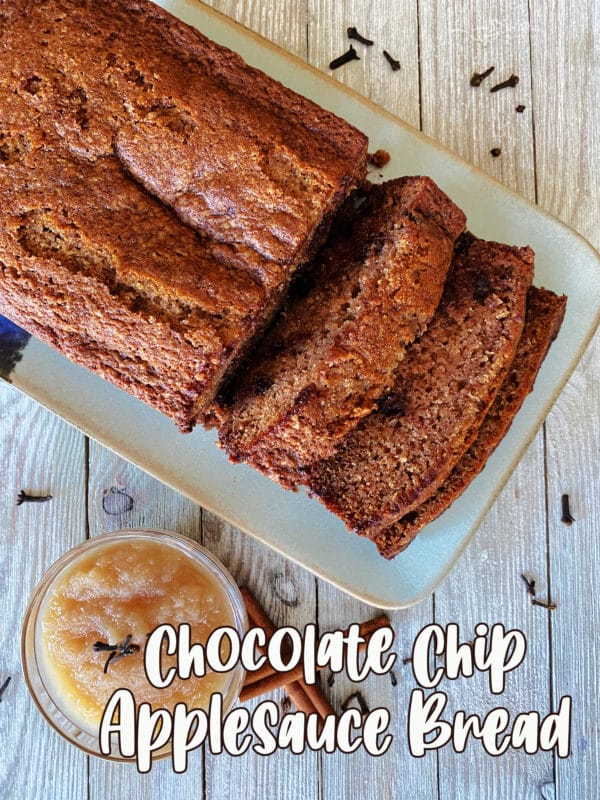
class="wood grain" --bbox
[0,386,88,799]
[529,0,600,797]
[418,0,536,201]
[308,0,421,128]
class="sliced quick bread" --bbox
[218,177,466,488]
[307,233,534,536]
[373,285,566,557]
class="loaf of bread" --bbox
[306,234,535,536]
[0,140,268,430]
[218,177,466,487]
[373,285,567,558]
[0,0,367,429]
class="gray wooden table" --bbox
[1,1,598,798]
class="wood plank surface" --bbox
[0,388,88,800]
[529,2,600,798]
[418,1,555,797]
[0,0,598,798]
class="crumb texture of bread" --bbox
[218,177,466,487]
[307,234,535,536]
[373,286,567,558]
[0,0,368,429]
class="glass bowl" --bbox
[21,528,247,761]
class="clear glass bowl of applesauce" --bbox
[21,528,247,761]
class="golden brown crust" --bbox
[307,234,535,536]
[0,0,368,429]
[218,177,466,487]
[0,0,367,279]
[0,144,266,430]
[373,286,567,557]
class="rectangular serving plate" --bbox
[2,0,600,609]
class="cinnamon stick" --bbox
[304,682,336,720]
[241,586,274,634]
[282,683,319,717]
[242,613,390,688]
[240,587,337,719]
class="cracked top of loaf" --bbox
[0,0,368,428]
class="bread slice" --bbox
[218,177,466,488]
[373,286,566,558]
[307,234,534,535]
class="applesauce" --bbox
[22,529,247,759]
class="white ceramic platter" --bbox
[2,0,600,609]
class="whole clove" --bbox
[490,74,519,93]
[490,147,502,157]
[252,376,274,397]
[390,670,398,687]
[470,66,495,87]
[377,390,406,417]
[561,494,575,525]
[532,598,557,611]
[516,104,526,113]
[0,675,11,701]
[17,490,52,506]
[93,634,140,674]
[280,694,292,713]
[347,26,373,46]
[341,690,370,715]
[383,50,401,71]
[521,573,537,596]
[329,45,360,70]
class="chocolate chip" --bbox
[252,376,274,396]
[377,392,406,416]
[24,76,42,95]
[473,273,494,302]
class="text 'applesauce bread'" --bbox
[373,285,567,558]
[218,177,467,488]
[306,234,535,537]
[0,0,368,429]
